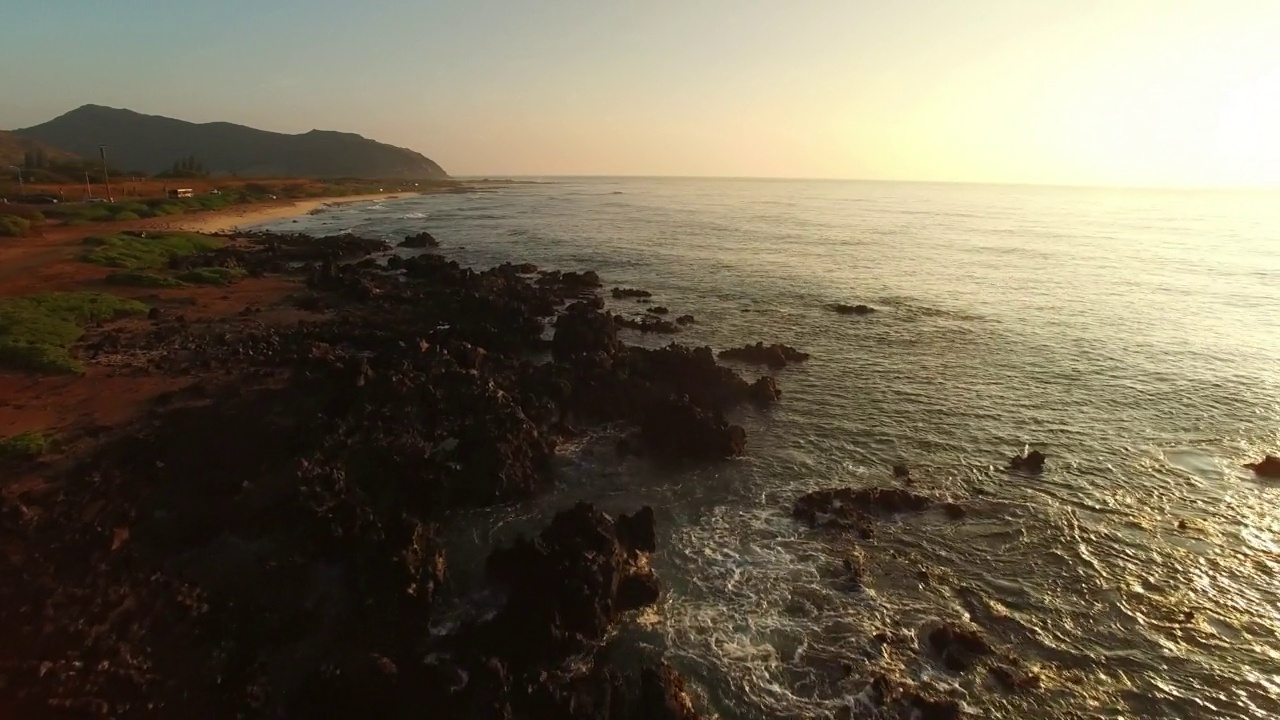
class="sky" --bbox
[1,0,1278,187]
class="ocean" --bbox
[257,178,1280,719]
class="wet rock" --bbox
[905,692,963,720]
[637,663,700,720]
[796,486,932,520]
[552,302,622,361]
[537,269,602,297]
[385,254,404,270]
[717,342,809,369]
[941,502,967,520]
[675,314,695,326]
[927,622,993,673]
[990,663,1042,692]
[892,464,910,480]
[611,287,652,299]
[616,505,657,553]
[1244,455,1280,478]
[400,231,439,248]
[841,552,865,590]
[479,502,661,664]
[1008,448,1047,474]
[748,376,781,405]
[857,675,962,720]
[647,306,670,315]
[641,396,746,460]
[827,303,876,315]
[618,572,662,610]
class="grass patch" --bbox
[0,292,148,373]
[0,430,51,459]
[176,267,246,286]
[80,232,222,270]
[104,271,187,288]
[0,215,31,237]
[112,211,141,221]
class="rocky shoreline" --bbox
[0,228,1013,719]
[0,230,774,718]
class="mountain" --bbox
[12,105,448,179]
[0,130,81,168]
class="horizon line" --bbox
[455,174,1280,193]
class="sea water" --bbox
[258,178,1280,719]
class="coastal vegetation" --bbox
[0,214,30,236]
[102,270,187,288]
[80,232,222,270]
[175,266,246,286]
[0,291,147,373]
[0,430,51,459]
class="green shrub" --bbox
[104,271,186,288]
[2,209,46,223]
[80,232,223,270]
[112,211,141,221]
[0,292,148,373]
[0,430,50,459]
[0,215,31,237]
[176,267,246,286]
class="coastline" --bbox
[158,191,411,233]
[0,229,728,717]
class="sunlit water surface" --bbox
[258,179,1280,719]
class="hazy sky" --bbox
[2,0,1278,186]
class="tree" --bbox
[158,154,209,179]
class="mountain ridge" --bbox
[12,105,448,179]
[0,129,82,168]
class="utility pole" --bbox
[99,145,113,202]
[84,170,93,200]
[7,166,22,195]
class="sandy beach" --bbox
[162,192,410,233]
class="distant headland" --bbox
[7,104,447,179]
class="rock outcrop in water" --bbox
[748,376,782,405]
[856,675,963,720]
[1007,448,1047,474]
[400,230,439,248]
[642,396,747,460]
[717,342,810,369]
[477,502,661,666]
[827,303,876,315]
[792,486,941,539]
[1244,455,1280,478]
[611,287,652,299]
[927,622,994,672]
